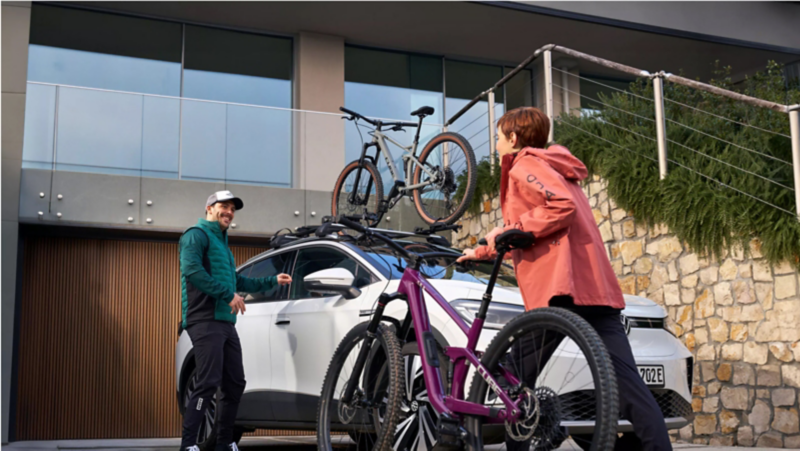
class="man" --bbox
[180,190,291,451]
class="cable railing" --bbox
[444,44,800,222]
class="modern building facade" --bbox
[2,1,799,443]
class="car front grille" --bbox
[558,389,693,422]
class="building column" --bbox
[1,1,31,444]
[293,31,345,193]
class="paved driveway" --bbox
[1,437,771,451]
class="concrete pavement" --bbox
[0,437,776,451]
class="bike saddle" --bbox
[411,106,435,118]
[495,229,535,252]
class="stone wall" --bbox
[452,176,800,448]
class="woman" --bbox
[458,107,671,451]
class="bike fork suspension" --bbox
[341,292,406,404]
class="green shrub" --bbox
[554,61,800,266]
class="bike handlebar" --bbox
[339,107,417,129]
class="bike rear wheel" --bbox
[332,160,384,222]
[464,308,618,451]
[317,322,404,451]
[412,132,476,225]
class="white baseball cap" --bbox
[206,190,244,210]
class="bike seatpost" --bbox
[476,238,507,320]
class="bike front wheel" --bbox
[317,322,404,451]
[464,308,619,451]
[412,132,476,225]
[332,160,384,222]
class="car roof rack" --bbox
[269,217,461,250]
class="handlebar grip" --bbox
[339,106,358,117]
[478,238,488,246]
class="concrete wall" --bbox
[525,2,800,52]
[1,1,31,443]
[294,32,345,193]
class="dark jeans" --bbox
[180,321,246,451]
[505,297,672,451]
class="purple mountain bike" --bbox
[316,216,619,451]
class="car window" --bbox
[290,246,373,299]
[240,251,295,303]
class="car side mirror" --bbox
[303,268,361,300]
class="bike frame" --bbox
[392,265,524,423]
[361,129,439,196]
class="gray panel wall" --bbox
[1,1,30,444]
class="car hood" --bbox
[423,281,667,319]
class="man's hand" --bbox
[485,226,505,253]
[276,273,292,285]
[457,248,478,263]
[229,293,247,315]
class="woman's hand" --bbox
[485,226,505,253]
[456,248,478,263]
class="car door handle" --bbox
[275,317,290,325]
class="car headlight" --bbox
[450,299,525,330]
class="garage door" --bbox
[15,235,269,440]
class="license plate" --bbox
[638,365,665,386]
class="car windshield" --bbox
[352,241,518,288]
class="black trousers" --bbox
[505,297,672,451]
[181,321,246,451]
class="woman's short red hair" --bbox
[497,107,550,149]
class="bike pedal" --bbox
[433,416,462,449]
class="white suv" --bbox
[175,231,693,450]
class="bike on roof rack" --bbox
[333,106,477,227]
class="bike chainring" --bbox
[505,386,541,442]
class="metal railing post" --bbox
[544,50,554,143]
[561,67,570,115]
[790,106,800,221]
[653,74,669,180]
[488,90,497,174]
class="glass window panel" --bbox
[504,67,533,110]
[344,47,444,193]
[445,98,504,164]
[55,87,143,175]
[180,100,227,182]
[445,60,503,101]
[445,60,506,164]
[142,96,180,179]
[22,83,57,169]
[225,105,291,187]
[28,5,181,95]
[290,247,367,299]
[183,25,292,107]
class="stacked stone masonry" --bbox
[452,176,800,448]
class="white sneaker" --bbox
[228,444,240,451]
[185,446,200,451]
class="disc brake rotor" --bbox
[505,386,541,442]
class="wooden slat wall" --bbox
[15,236,274,440]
